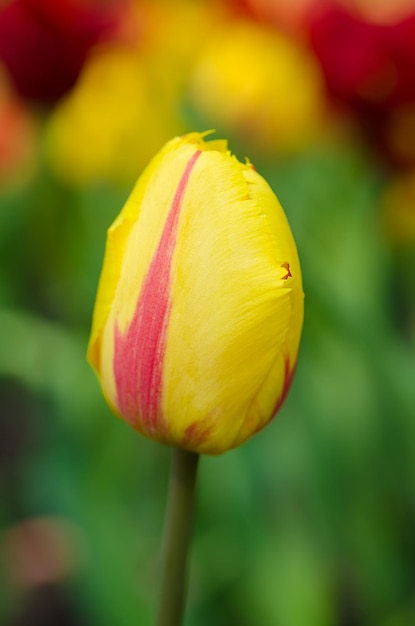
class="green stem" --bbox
[156,448,200,626]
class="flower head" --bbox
[189,21,325,154]
[88,132,303,454]
[309,4,415,167]
[0,0,123,103]
[44,45,182,186]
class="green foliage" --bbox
[1,144,414,626]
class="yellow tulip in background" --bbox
[88,132,303,455]
[44,45,183,187]
[189,21,325,154]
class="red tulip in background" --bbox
[309,4,415,168]
[0,0,124,103]
[310,5,415,111]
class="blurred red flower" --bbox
[310,5,415,111]
[0,0,125,103]
[309,4,415,167]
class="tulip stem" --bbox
[156,448,200,626]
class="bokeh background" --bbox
[1,0,415,624]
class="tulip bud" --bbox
[87,132,304,454]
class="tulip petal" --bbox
[87,138,176,375]
[113,150,202,433]
[161,149,302,453]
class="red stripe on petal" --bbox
[184,418,213,450]
[113,150,202,433]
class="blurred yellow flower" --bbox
[137,0,226,86]
[88,132,304,454]
[44,44,183,186]
[189,20,326,154]
[44,0,230,187]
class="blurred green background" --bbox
[1,1,415,625]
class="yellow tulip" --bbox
[44,45,183,187]
[189,21,325,154]
[87,132,304,454]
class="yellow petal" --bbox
[162,152,303,453]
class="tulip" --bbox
[44,45,184,187]
[0,0,124,103]
[189,21,326,155]
[88,132,303,455]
